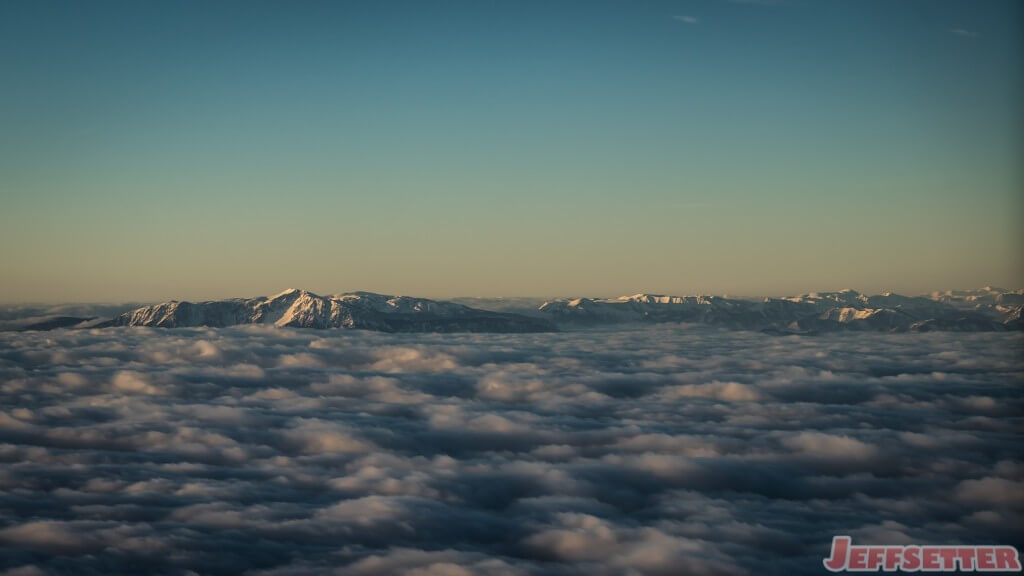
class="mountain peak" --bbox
[110,291,556,333]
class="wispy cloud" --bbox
[672,14,699,24]
[951,28,979,38]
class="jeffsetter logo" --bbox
[824,536,1022,572]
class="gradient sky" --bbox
[1,0,1021,302]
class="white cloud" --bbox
[111,370,161,395]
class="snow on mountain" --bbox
[929,286,1024,307]
[926,287,1024,325]
[539,288,1022,333]
[110,290,556,333]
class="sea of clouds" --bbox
[0,325,1021,575]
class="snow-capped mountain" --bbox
[928,286,1024,307]
[108,289,556,333]
[9,287,1022,334]
[539,288,1023,333]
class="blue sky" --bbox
[1,0,1020,301]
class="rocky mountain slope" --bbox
[108,289,556,333]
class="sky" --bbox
[1,0,1021,302]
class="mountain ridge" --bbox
[6,287,1022,333]
[107,289,556,333]
[538,287,1024,333]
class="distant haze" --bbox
[1,0,1021,303]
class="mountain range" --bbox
[104,289,555,333]
[538,286,1023,333]
[6,287,1022,334]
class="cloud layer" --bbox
[0,326,1021,575]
